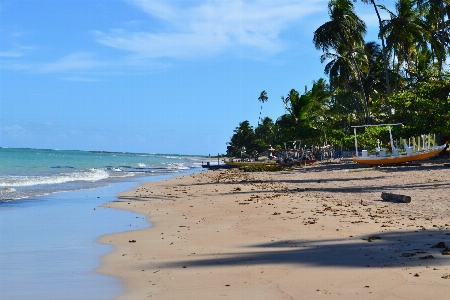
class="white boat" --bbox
[351,124,447,165]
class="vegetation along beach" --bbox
[2,0,450,299]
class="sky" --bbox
[0,0,392,155]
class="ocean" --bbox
[0,147,207,202]
[0,148,210,299]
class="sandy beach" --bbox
[98,161,450,299]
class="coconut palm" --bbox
[363,41,395,118]
[281,89,302,121]
[304,78,335,135]
[321,44,366,121]
[357,0,392,96]
[255,117,276,144]
[380,0,428,86]
[257,90,268,126]
[416,0,450,73]
[314,0,371,124]
[410,48,435,81]
[230,120,256,154]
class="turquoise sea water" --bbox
[0,147,206,202]
[0,148,209,299]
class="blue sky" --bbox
[0,0,391,155]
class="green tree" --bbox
[226,0,450,154]
[229,120,256,155]
[321,45,365,121]
[357,0,392,96]
[302,79,333,132]
[275,114,299,144]
[255,117,276,145]
[281,89,305,121]
[257,90,268,126]
[386,71,450,140]
[416,0,450,73]
[362,41,393,119]
[314,0,370,124]
[279,83,332,144]
[380,0,428,88]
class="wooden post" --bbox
[381,192,411,203]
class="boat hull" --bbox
[352,145,447,165]
[202,164,233,169]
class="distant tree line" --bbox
[227,0,450,157]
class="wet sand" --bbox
[98,161,450,299]
[0,182,149,300]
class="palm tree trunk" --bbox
[371,0,391,96]
[338,30,371,124]
[392,51,400,93]
[439,0,445,74]
[353,59,371,124]
[345,82,364,120]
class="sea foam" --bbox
[0,169,109,187]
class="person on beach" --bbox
[253,151,259,161]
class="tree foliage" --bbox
[227,0,450,154]
[386,72,450,141]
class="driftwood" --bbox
[381,192,411,203]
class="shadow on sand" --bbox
[155,230,450,270]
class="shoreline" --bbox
[0,181,150,300]
[98,162,450,299]
[0,167,204,300]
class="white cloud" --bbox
[70,129,83,135]
[126,0,177,21]
[95,0,327,59]
[61,76,100,82]
[1,1,329,76]
[0,51,24,58]
[0,125,26,136]
[0,44,35,58]
[1,52,103,73]
[37,52,102,73]
[1,50,170,76]
[95,30,233,59]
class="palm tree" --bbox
[357,0,392,96]
[314,0,371,124]
[275,114,298,143]
[230,120,256,154]
[255,117,276,144]
[321,51,368,126]
[281,89,303,121]
[321,45,365,120]
[416,0,450,74]
[380,0,428,86]
[411,48,435,82]
[305,78,334,134]
[257,90,268,126]
[363,41,394,118]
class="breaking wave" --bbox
[0,169,110,187]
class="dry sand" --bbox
[97,161,450,299]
